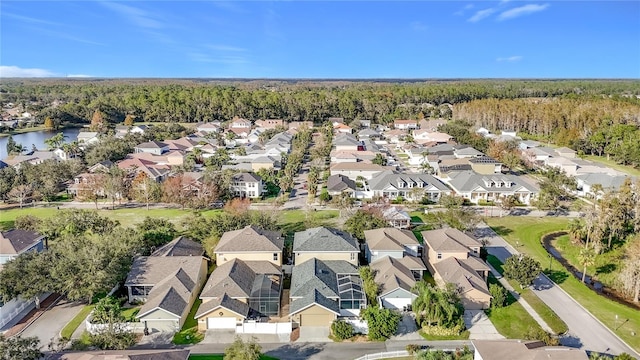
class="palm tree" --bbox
[568,219,585,243]
[578,248,596,283]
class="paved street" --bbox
[19,298,85,350]
[476,222,639,357]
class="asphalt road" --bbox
[476,222,639,357]
[20,298,84,350]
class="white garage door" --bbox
[207,317,237,329]
[382,297,412,310]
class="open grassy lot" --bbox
[486,255,568,335]
[277,209,338,234]
[0,206,223,230]
[582,155,640,177]
[486,217,640,352]
[484,275,543,339]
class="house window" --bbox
[273,253,278,261]
[350,253,356,261]
[437,253,442,259]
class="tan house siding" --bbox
[295,252,357,265]
[461,289,491,310]
[197,308,246,331]
[291,305,336,326]
[426,248,468,266]
[251,162,274,171]
[215,251,282,266]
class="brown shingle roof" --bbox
[422,228,481,254]
[472,340,588,360]
[370,256,418,295]
[365,228,419,252]
[433,257,490,296]
[215,225,283,253]
[0,229,44,255]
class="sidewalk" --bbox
[486,263,554,334]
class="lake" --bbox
[0,128,81,159]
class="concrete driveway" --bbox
[297,326,331,342]
[390,313,421,341]
[463,310,504,340]
[19,298,84,350]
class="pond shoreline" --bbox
[541,231,640,311]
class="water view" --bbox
[0,128,81,159]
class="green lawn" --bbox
[484,275,544,339]
[0,206,222,230]
[486,255,568,335]
[173,298,204,345]
[582,155,640,177]
[486,217,640,352]
[277,209,338,234]
[61,304,94,340]
[121,307,140,322]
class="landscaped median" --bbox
[486,217,640,352]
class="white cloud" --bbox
[410,21,427,32]
[455,4,475,16]
[100,2,164,29]
[498,4,549,21]
[67,74,93,78]
[496,56,523,62]
[0,65,56,78]
[468,8,496,23]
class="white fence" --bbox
[236,321,292,334]
[344,319,368,334]
[354,350,409,360]
[85,316,145,334]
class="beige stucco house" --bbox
[214,225,284,266]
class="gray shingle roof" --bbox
[422,228,481,253]
[151,236,204,257]
[334,134,361,146]
[368,171,450,192]
[447,170,539,193]
[293,227,359,253]
[232,172,262,183]
[195,293,250,318]
[365,227,418,252]
[290,259,358,299]
[215,225,283,253]
[136,141,168,149]
[289,289,340,316]
[0,229,44,255]
[326,175,356,192]
[200,259,281,299]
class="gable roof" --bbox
[365,228,419,252]
[367,171,450,192]
[135,141,168,149]
[215,225,283,253]
[422,228,481,253]
[125,256,203,286]
[0,229,44,255]
[434,256,490,296]
[195,293,250,319]
[471,340,588,360]
[136,264,202,319]
[326,174,356,192]
[370,256,420,296]
[293,227,359,253]
[289,289,341,316]
[290,258,358,299]
[232,172,262,183]
[200,258,279,299]
[447,170,539,193]
[151,236,204,257]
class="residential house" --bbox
[289,259,365,325]
[495,130,520,142]
[118,158,170,182]
[326,174,356,196]
[330,162,388,181]
[333,123,353,134]
[524,146,556,164]
[469,156,503,174]
[472,339,588,360]
[364,227,422,263]
[384,129,408,144]
[419,119,447,132]
[288,121,314,132]
[125,239,207,333]
[413,130,452,145]
[366,171,450,202]
[77,131,100,146]
[334,134,362,151]
[151,236,205,257]
[369,256,425,310]
[67,172,105,198]
[475,127,491,137]
[196,122,222,133]
[214,225,284,267]
[229,117,252,130]
[2,151,58,168]
[575,173,632,198]
[393,119,418,130]
[357,128,381,139]
[446,170,539,205]
[0,229,47,328]
[87,160,113,173]
[196,259,282,329]
[255,119,284,129]
[293,227,359,265]
[555,147,577,159]
[164,138,199,152]
[330,150,375,164]
[519,140,541,151]
[230,172,264,199]
[453,146,484,159]
[422,228,490,309]
[134,141,169,155]
[381,207,412,229]
[329,117,344,126]
[358,119,372,128]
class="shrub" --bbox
[523,327,559,346]
[406,344,423,355]
[360,307,401,341]
[421,324,465,337]
[331,320,354,341]
[489,283,508,308]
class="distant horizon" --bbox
[2,77,639,81]
[1,1,638,78]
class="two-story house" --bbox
[293,227,359,266]
[367,171,450,202]
[134,141,170,155]
[393,119,418,130]
[124,237,208,333]
[230,172,265,199]
[422,228,491,309]
[446,170,539,205]
[214,225,284,267]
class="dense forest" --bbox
[2,79,640,166]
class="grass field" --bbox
[486,255,568,335]
[484,275,543,339]
[582,155,640,177]
[486,217,640,352]
[60,304,94,339]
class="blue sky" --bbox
[1,1,639,78]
